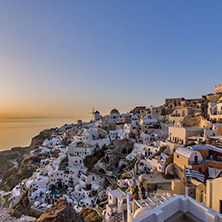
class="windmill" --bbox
[89,107,95,119]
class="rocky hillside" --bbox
[0,129,55,191]
[0,208,36,222]
[37,200,85,222]
[80,208,102,222]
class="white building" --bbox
[131,115,140,128]
[68,154,84,167]
[126,143,159,160]
[208,101,222,122]
[127,192,176,222]
[167,123,204,146]
[67,142,95,158]
[29,173,49,200]
[137,158,158,173]
[139,131,151,144]
[43,137,61,147]
[94,110,100,121]
[104,188,127,222]
[206,177,222,213]
[204,124,222,139]
[174,147,203,169]
[11,184,24,206]
[73,128,110,148]
[140,118,160,133]
[49,169,82,186]
[157,153,169,173]
[124,123,133,135]
[117,179,134,190]
[130,195,222,222]
[81,128,99,142]
[109,129,123,141]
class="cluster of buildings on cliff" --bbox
[3,84,222,221]
[100,84,222,222]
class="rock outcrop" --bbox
[11,205,25,218]
[165,163,175,176]
[94,138,134,176]
[0,208,36,222]
[37,200,85,222]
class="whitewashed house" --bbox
[157,153,169,173]
[140,118,160,133]
[137,158,158,173]
[131,115,140,128]
[29,173,49,200]
[67,142,95,158]
[68,154,84,168]
[208,101,222,122]
[104,188,127,222]
[109,129,123,141]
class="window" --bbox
[177,155,179,158]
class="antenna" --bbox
[89,107,95,119]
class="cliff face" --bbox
[37,200,85,222]
[0,129,54,191]
[28,130,52,150]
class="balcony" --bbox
[189,156,222,165]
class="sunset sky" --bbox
[1,1,222,120]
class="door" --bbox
[220,200,222,213]
[194,155,198,164]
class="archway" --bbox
[98,168,106,174]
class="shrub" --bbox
[165,154,173,168]
[22,196,29,207]
[83,146,106,170]
[184,141,196,147]
[13,190,29,209]
[162,174,174,179]
[159,146,167,153]
[80,208,102,222]
[3,193,12,208]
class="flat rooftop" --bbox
[142,173,174,184]
[134,193,175,211]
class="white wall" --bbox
[131,196,222,222]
